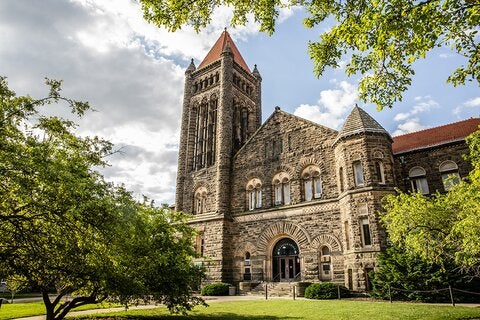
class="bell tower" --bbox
[175,29,262,217]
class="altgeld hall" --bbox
[174,30,480,293]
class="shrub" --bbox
[304,282,349,299]
[201,283,230,296]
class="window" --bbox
[353,161,365,186]
[302,165,322,201]
[409,167,429,194]
[375,161,385,184]
[194,187,208,214]
[339,167,345,192]
[244,252,252,280]
[193,97,217,170]
[195,231,205,257]
[320,246,332,280]
[246,178,262,210]
[360,218,372,247]
[344,220,351,250]
[272,172,291,206]
[439,161,460,191]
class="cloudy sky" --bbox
[1,0,479,205]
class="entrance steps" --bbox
[246,282,298,297]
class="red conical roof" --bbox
[198,30,251,72]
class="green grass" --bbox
[75,300,480,320]
[0,301,119,320]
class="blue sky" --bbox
[1,1,478,205]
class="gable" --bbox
[234,109,338,160]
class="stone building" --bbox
[174,30,480,291]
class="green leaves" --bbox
[0,77,204,320]
[137,0,479,110]
[381,129,480,277]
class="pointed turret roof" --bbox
[198,29,251,72]
[335,106,390,143]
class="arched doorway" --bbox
[272,238,300,282]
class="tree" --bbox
[0,77,205,320]
[138,0,479,109]
[381,129,480,277]
[370,245,477,302]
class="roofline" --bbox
[332,128,393,147]
[233,108,338,158]
[393,138,466,155]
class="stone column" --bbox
[175,60,196,211]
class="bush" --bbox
[304,282,349,299]
[201,283,230,296]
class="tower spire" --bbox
[197,30,251,72]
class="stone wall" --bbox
[231,109,339,213]
[393,142,472,193]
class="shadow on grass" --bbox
[81,313,300,320]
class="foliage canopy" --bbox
[138,0,479,109]
[0,76,204,320]
[381,129,480,277]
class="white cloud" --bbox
[439,53,455,59]
[0,0,187,205]
[393,112,410,121]
[70,0,261,63]
[392,96,438,136]
[452,96,480,119]
[392,118,427,136]
[464,97,480,108]
[293,80,358,129]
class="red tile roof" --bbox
[198,30,251,72]
[392,118,480,154]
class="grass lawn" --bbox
[0,301,119,320]
[74,300,480,320]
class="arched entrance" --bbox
[272,238,300,282]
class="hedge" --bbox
[201,282,230,296]
[304,282,349,299]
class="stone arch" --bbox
[192,180,209,193]
[351,151,364,161]
[256,221,311,256]
[272,164,295,180]
[245,169,265,181]
[234,241,257,259]
[372,150,384,159]
[298,157,320,172]
[311,234,342,254]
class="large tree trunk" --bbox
[42,289,100,320]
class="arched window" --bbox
[439,161,460,191]
[194,187,208,214]
[246,178,262,210]
[241,108,249,143]
[272,172,291,206]
[302,165,322,201]
[373,152,385,184]
[320,246,332,280]
[353,161,365,187]
[375,161,385,184]
[244,252,252,280]
[409,166,429,194]
[194,97,217,170]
